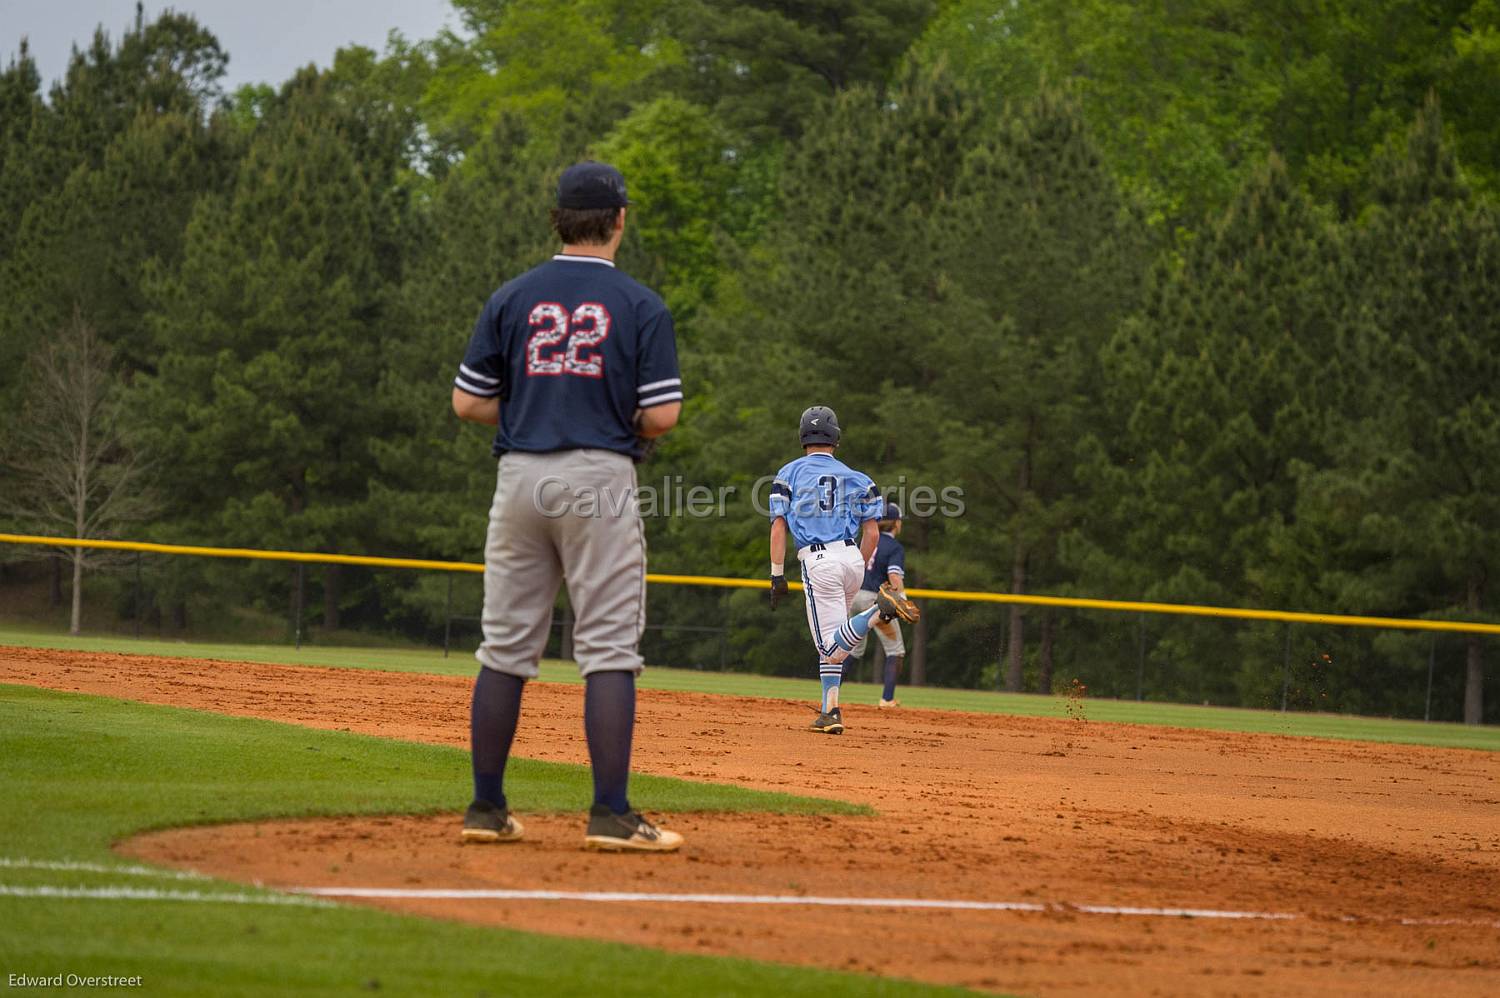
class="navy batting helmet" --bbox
[799,405,840,446]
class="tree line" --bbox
[0,1,1495,723]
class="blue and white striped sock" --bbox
[820,670,841,712]
[832,606,878,654]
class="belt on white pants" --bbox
[796,538,858,561]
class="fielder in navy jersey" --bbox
[850,502,909,707]
[451,161,684,852]
[767,406,919,734]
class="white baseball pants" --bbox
[798,542,866,672]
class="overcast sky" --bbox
[2,0,458,93]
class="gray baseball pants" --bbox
[476,449,647,678]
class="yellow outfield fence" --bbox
[3,532,1498,637]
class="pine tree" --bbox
[1073,155,1349,703]
[931,86,1152,691]
[0,11,230,410]
[1300,99,1499,724]
[1,110,238,378]
[674,66,981,676]
[134,75,386,572]
[364,117,553,628]
[0,40,44,264]
[670,0,938,141]
[687,71,1152,686]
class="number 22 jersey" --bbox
[454,254,683,458]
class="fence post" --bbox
[1425,635,1435,722]
[1135,614,1145,701]
[910,609,926,687]
[443,573,454,659]
[995,613,1008,691]
[559,601,575,660]
[1280,623,1291,712]
[293,563,305,651]
[133,551,142,639]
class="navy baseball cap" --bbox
[557,161,631,209]
[883,501,902,520]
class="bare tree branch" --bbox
[0,310,159,630]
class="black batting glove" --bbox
[769,574,789,610]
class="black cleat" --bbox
[810,706,845,735]
[584,804,684,852]
[461,799,524,843]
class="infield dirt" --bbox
[3,645,1497,996]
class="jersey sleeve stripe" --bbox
[887,566,905,575]
[459,361,501,384]
[637,377,682,393]
[454,375,503,398]
[637,390,684,407]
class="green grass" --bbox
[0,685,952,997]
[4,625,1496,752]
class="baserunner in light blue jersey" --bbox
[767,405,920,735]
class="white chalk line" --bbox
[0,885,331,907]
[0,857,210,880]
[0,882,1288,920]
[2,861,1494,929]
[287,888,1500,928]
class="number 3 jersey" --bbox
[769,452,884,549]
[454,254,683,457]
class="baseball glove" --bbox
[876,581,920,623]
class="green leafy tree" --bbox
[424,0,683,158]
[913,0,1500,228]
[0,41,47,405]
[595,96,736,323]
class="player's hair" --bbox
[550,206,622,245]
[878,518,900,532]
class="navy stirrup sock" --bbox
[883,655,901,701]
[584,671,636,814]
[471,667,525,809]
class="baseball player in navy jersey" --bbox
[768,406,919,734]
[850,502,909,707]
[451,161,684,851]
